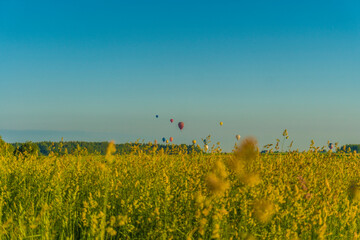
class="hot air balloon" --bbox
[170,119,174,123]
[154,140,158,144]
[166,140,169,143]
[220,122,223,126]
[204,144,209,151]
[162,137,166,143]
[170,137,173,142]
[192,140,196,145]
[236,134,241,141]
[178,122,184,130]
[156,115,159,118]
[329,143,334,150]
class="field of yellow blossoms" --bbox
[0,137,360,239]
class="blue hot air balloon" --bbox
[162,137,166,143]
[156,115,159,118]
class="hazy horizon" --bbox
[0,127,354,152]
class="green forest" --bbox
[8,139,202,156]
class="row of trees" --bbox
[337,144,360,153]
[4,136,359,156]
[0,136,15,157]
[4,138,202,156]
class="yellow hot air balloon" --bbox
[236,134,241,141]
[204,144,209,151]
[166,140,169,143]
[220,122,223,126]
[192,140,196,145]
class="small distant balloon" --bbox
[329,143,334,150]
[204,144,208,151]
[236,134,241,141]
[154,140,158,144]
[166,140,169,143]
[170,119,174,123]
[192,140,196,145]
[220,122,223,126]
[178,122,184,130]
[156,115,159,118]
[162,137,166,143]
[170,137,173,142]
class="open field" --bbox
[0,139,360,239]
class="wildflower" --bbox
[283,129,288,137]
[253,199,275,223]
[240,233,256,240]
[206,173,230,196]
[240,173,261,187]
[206,160,230,196]
[117,215,128,226]
[214,160,228,179]
[233,137,259,164]
[109,216,116,226]
[106,227,117,236]
[30,224,38,229]
[349,182,360,201]
[325,178,331,192]
[198,218,207,236]
[298,175,308,191]
[195,192,206,205]
[211,223,220,239]
[304,192,312,200]
[106,140,116,163]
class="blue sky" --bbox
[1,1,360,151]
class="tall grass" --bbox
[0,139,360,239]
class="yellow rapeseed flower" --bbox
[253,199,275,223]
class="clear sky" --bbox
[1,1,360,151]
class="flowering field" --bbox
[0,138,360,239]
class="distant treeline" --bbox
[10,141,202,156]
[338,144,360,153]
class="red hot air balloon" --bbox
[170,119,174,123]
[178,122,184,130]
[170,137,173,142]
